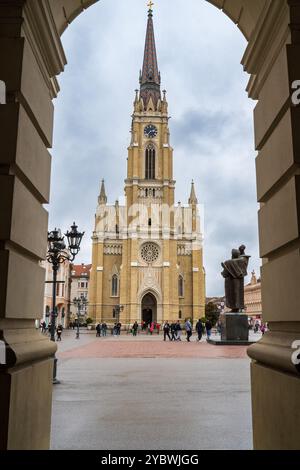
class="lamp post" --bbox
[73,294,88,339]
[47,222,84,383]
[114,304,124,326]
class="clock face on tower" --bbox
[144,124,158,139]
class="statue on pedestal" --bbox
[221,246,250,313]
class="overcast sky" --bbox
[49,0,260,296]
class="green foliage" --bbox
[205,302,220,327]
[86,317,93,325]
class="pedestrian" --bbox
[163,321,171,341]
[102,322,107,336]
[260,323,266,335]
[156,323,161,335]
[195,319,203,342]
[170,322,177,341]
[149,322,154,335]
[175,320,182,341]
[205,319,212,340]
[56,324,63,341]
[132,321,138,337]
[96,323,101,337]
[185,319,192,342]
[48,323,52,336]
[117,322,122,336]
[41,321,47,334]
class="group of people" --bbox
[40,321,63,341]
[253,320,268,335]
[95,322,108,337]
[141,321,161,334]
[162,319,213,342]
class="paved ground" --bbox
[51,330,255,450]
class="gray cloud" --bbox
[49,0,261,295]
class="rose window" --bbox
[141,243,159,263]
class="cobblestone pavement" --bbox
[56,329,259,359]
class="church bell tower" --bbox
[89,3,205,326]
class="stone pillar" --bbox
[245,0,300,449]
[0,0,66,449]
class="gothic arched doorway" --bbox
[141,293,157,325]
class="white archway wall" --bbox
[48,0,267,40]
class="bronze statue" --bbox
[221,246,250,313]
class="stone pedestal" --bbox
[221,313,249,342]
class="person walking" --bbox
[205,319,212,341]
[101,322,107,336]
[170,322,177,341]
[41,321,47,334]
[163,321,171,341]
[149,322,154,335]
[96,323,101,337]
[195,319,203,342]
[116,322,122,336]
[185,319,192,342]
[175,320,182,341]
[260,323,267,335]
[56,324,63,341]
[132,321,138,337]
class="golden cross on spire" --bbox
[147,1,154,11]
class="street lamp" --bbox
[73,294,88,339]
[114,304,124,324]
[47,222,84,383]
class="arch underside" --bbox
[49,0,267,41]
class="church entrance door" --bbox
[141,293,157,326]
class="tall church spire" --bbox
[98,179,107,205]
[140,3,161,110]
[189,180,198,205]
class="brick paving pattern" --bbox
[58,336,249,359]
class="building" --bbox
[70,263,92,321]
[89,7,205,326]
[244,270,262,320]
[42,259,71,328]
[2,0,299,452]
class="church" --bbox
[89,5,205,326]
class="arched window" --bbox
[145,145,155,180]
[112,275,119,297]
[178,275,184,297]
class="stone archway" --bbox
[141,293,157,325]
[1,0,300,451]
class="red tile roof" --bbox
[71,264,92,277]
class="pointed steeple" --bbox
[189,180,198,205]
[98,179,107,205]
[140,4,161,110]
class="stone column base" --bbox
[251,362,300,450]
[0,323,57,450]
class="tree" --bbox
[205,302,220,327]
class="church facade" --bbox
[89,7,205,326]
